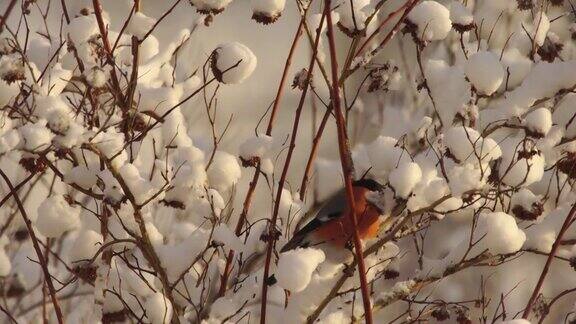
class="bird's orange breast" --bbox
[314,187,382,247]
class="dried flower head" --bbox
[558,152,576,180]
[292,68,311,90]
[189,0,232,15]
[367,61,401,93]
[0,55,25,84]
[537,36,564,63]
[19,157,47,174]
[431,305,450,321]
[517,0,534,10]
[511,201,543,221]
[251,0,286,25]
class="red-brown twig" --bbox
[259,6,326,324]
[139,0,182,43]
[355,0,416,56]
[237,13,306,234]
[92,0,127,111]
[325,0,373,322]
[367,0,419,57]
[522,201,576,319]
[218,9,309,299]
[126,36,139,111]
[0,169,64,323]
[84,144,181,323]
[299,106,331,200]
[341,0,419,82]
[60,0,70,24]
[538,286,576,324]
[0,0,17,33]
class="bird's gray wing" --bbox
[281,189,346,252]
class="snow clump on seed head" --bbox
[190,0,233,15]
[36,195,81,238]
[477,212,526,255]
[449,1,473,28]
[389,162,422,199]
[276,248,325,292]
[207,151,242,191]
[464,51,505,96]
[251,0,286,24]
[211,42,257,84]
[407,1,452,42]
[523,107,552,137]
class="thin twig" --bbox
[0,169,64,324]
[0,0,18,33]
[259,5,326,323]
[299,107,331,200]
[218,4,312,299]
[522,200,576,319]
[324,1,372,322]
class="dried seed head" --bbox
[72,264,97,284]
[511,201,543,221]
[240,155,260,168]
[251,0,286,25]
[570,256,576,271]
[558,152,576,180]
[0,55,25,84]
[19,157,47,174]
[367,61,400,93]
[14,229,29,242]
[102,310,128,323]
[517,0,534,10]
[452,22,475,33]
[537,36,564,63]
[402,19,427,49]
[337,22,365,38]
[383,268,399,279]
[204,14,213,26]
[431,306,450,321]
[195,7,224,15]
[455,308,472,324]
[189,0,232,15]
[292,68,311,90]
[0,38,14,55]
[4,277,25,297]
[260,227,281,242]
[450,2,474,33]
[532,295,549,319]
[252,11,282,25]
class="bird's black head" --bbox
[352,178,384,192]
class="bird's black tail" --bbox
[280,233,310,252]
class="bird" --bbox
[237,178,389,275]
[281,178,386,255]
